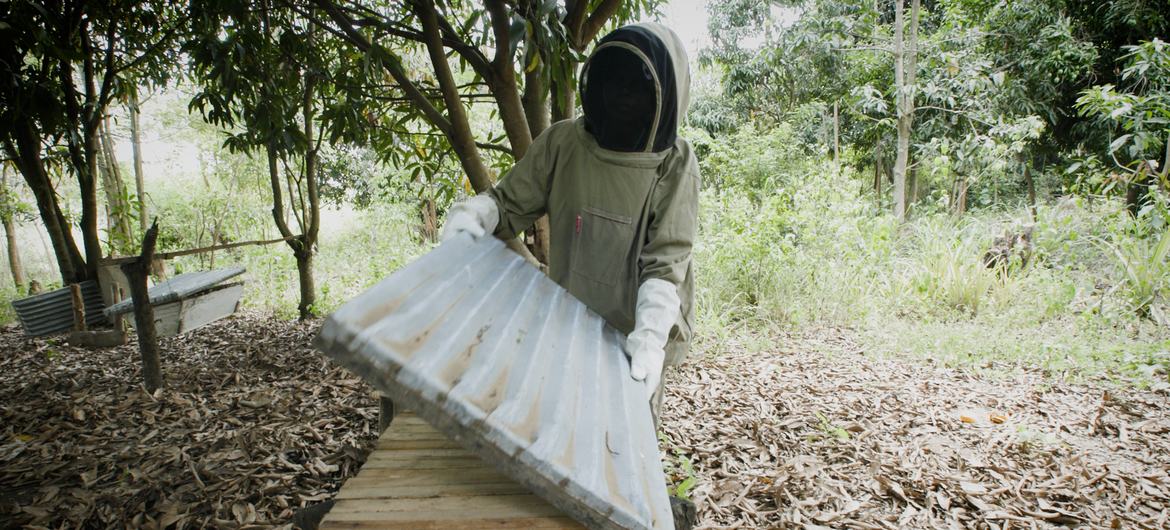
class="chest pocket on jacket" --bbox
[572,206,635,287]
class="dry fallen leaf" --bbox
[658,327,1170,529]
[0,313,378,528]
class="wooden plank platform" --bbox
[320,412,586,529]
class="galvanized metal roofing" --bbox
[315,235,672,530]
[104,267,246,318]
[11,280,107,336]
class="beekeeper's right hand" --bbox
[440,194,499,241]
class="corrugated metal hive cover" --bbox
[315,235,672,530]
[11,280,107,336]
[104,267,246,317]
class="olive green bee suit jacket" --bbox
[486,23,699,367]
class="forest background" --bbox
[1,0,1168,384]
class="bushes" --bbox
[692,122,1170,380]
[904,218,1001,316]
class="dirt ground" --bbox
[0,314,378,529]
[662,329,1170,529]
[2,314,1168,529]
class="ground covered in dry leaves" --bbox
[2,314,1168,529]
[662,329,1170,529]
[0,313,379,529]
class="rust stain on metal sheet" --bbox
[315,235,672,530]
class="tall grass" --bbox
[1103,228,1170,322]
[693,130,1170,382]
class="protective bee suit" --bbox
[443,23,699,418]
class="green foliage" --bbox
[168,202,427,319]
[906,219,1000,316]
[0,284,17,325]
[693,123,811,203]
[814,411,851,441]
[693,118,1170,382]
[1102,226,1170,322]
[0,0,182,138]
[153,184,272,255]
[102,183,142,257]
[1077,39,1170,166]
[662,447,697,500]
[0,167,36,224]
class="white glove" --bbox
[627,278,681,401]
[440,194,499,241]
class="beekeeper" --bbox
[441,22,698,423]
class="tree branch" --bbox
[578,0,622,48]
[564,0,589,48]
[266,143,296,242]
[103,235,300,264]
[838,45,893,55]
[484,0,532,156]
[113,13,192,76]
[431,10,494,81]
[310,0,455,137]
[476,141,515,157]
[485,0,513,69]
[412,0,493,191]
[94,20,119,126]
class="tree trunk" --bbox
[519,57,553,265]
[79,129,102,276]
[420,196,438,242]
[833,100,840,165]
[1125,164,1153,217]
[1,165,25,292]
[302,67,321,317]
[892,0,908,221]
[874,138,883,210]
[552,77,576,122]
[100,117,134,254]
[522,66,551,136]
[8,125,88,283]
[123,221,163,393]
[296,248,315,320]
[908,165,918,217]
[892,0,919,222]
[129,90,148,233]
[414,0,495,193]
[58,56,104,281]
[1024,158,1037,221]
[2,203,23,292]
[484,0,533,158]
[953,173,968,215]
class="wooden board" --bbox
[319,412,586,530]
[122,282,244,338]
[177,282,243,334]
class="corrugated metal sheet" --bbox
[104,267,246,318]
[315,235,672,530]
[11,281,108,336]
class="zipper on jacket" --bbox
[575,215,582,233]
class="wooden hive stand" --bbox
[319,412,585,529]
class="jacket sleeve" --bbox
[639,141,700,287]
[485,125,558,239]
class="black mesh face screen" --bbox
[583,47,657,152]
[582,25,679,153]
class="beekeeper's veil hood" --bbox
[580,22,691,153]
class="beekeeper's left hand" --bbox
[626,278,680,401]
[440,194,498,241]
